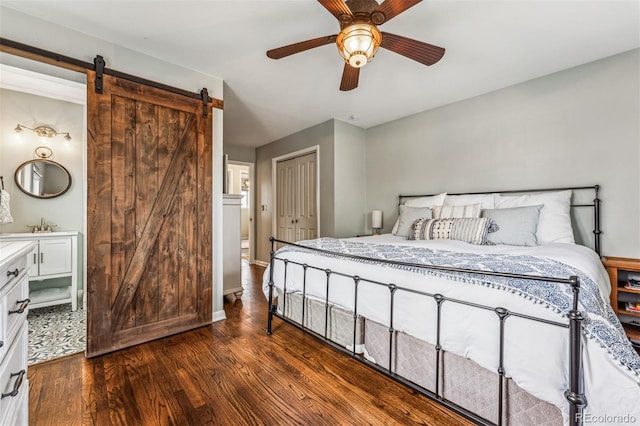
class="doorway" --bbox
[227,161,254,264]
[0,63,87,364]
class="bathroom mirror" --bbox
[14,159,72,199]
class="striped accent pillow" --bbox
[408,217,495,245]
[433,203,481,220]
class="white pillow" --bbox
[393,206,433,237]
[404,193,447,208]
[433,204,481,219]
[444,194,496,209]
[392,193,446,234]
[494,190,574,244]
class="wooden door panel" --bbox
[87,71,212,357]
[134,101,159,327]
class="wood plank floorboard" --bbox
[28,261,473,425]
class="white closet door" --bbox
[276,158,297,242]
[294,153,317,241]
[276,151,317,243]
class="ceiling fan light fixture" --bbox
[336,23,381,68]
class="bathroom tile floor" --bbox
[28,304,85,364]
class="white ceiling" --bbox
[3,1,639,148]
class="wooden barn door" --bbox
[86,71,212,357]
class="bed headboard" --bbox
[399,185,601,255]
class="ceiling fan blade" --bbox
[317,0,353,21]
[267,35,338,59]
[373,0,421,24]
[340,63,359,91]
[380,32,445,66]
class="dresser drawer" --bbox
[0,323,28,425]
[5,382,28,426]
[0,254,27,290]
[0,271,29,364]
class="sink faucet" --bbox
[28,217,57,233]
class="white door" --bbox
[294,153,317,241]
[276,152,318,242]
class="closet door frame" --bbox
[271,145,320,242]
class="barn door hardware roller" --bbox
[93,55,105,94]
[201,88,209,117]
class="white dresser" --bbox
[0,240,35,426]
[0,232,79,311]
[223,194,243,301]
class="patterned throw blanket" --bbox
[277,238,640,376]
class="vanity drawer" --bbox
[0,323,28,426]
[0,271,29,364]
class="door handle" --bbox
[40,252,44,263]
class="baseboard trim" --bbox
[213,310,227,322]
[254,260,269,268]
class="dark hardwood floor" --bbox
[28,261,472,425]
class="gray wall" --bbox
[0,89,84,234]
[254,119,368,262]
[334,120,367,238]
[366,49,640,257]
[255,120,335,262]
[0,7,223,99]
[224,144,256,163]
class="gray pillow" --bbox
[395,205,433,237]
[481,205,543,246]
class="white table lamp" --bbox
[372,210,383,235]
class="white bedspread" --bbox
[263,236,640,425]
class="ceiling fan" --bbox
[266,0,445,91]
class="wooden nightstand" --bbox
[602,256,640,347]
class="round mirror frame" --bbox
[14,159,72,199]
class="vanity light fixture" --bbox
[14,124,72,142]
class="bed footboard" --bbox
[266,237,588,426]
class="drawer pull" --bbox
[0,341,3,348]
[1,369,26,399]
[8,298,31,315]
[6,268,19,278]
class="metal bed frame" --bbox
[267,185,601,426]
